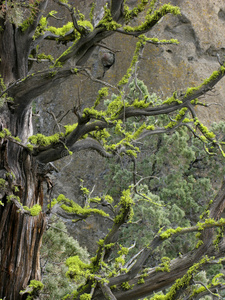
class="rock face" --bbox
[34,0,225,252]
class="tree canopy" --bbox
[1,0,225,299]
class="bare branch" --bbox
[53,0,84,35]
[115,4,180,37]
[81,68,119,91]
[99,282,117,300]
[110,0,124,21]
[193,281,222,299]
[46,110,62,133]
[189,284,225,300]
[6,68,79,113]
[9,196,33,216]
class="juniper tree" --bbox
[40,217,89,300]
[1,1,225,300]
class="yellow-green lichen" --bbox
[80,294,92,300]
[28,133,64,146]
[121,281,134,290]
[119,36,146,86]
[124,4,180,33]
[123,0,149,22]
[114,189,134,223]
[160,227,183,239]
[23,204,42,216]
[93,87,109,108]
[155,257,171,272]
[98,6,122,31]
[20,279,44,300]
[56,194,109,219]
[66,255,91,281]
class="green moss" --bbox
[20,0,42,32]
[114,189,134,223]
[212,273,224,285]
[132,98,151,108]
[28,133,63,146]
[0,128,11,138]
[0,178,6,187]
[138,277,145,284]
[121,281,134,290]
[105,242,115,250]
[93,87,109,108]
[83,107,106,120]
[160,227,183,239]
[57,194,109,219]
[165,108,187,129]
[47,22,74,36]
[118,247,129,256]
[147,37,179,44]
[39,16,47,27]
[98,6,122,30]
[66,255,91,281]
[14,186,19,193]
[37,53,54,62]
[23,204,42,216]
[161,256,211,299]
[146,125,155,130]
[33,15,48,39]
[0,75,6,90]
[184,65,225,101]
[188,269,223,298]
[20,279,44,299]
[89,2,96,22]
[64,123,78,136]
[124,0,149,22]
[110,285,117,289]
[80,185,89,196]
[119,36,147,87]
[30,204,42,216]
[195,240,203,249]
[51,18,93,65]
[26,144,34,151]
[54,42,75,66]
[163,92,182,105]
[124,4,180,33]
[80,294,91,300]
[155,257,171,272]
[47,198,58,209]
[126,149,137,157]
[29,280,44,290]
[104,195,114,204]
[115,256,125,266]
[213,227,224,250]
[106,94,124,116]
[190,98,199,105]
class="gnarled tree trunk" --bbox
[0,149,46,299]
[0,18,47,299]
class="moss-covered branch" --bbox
[117,3,180,36]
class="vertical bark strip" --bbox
[0,141,47,299]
